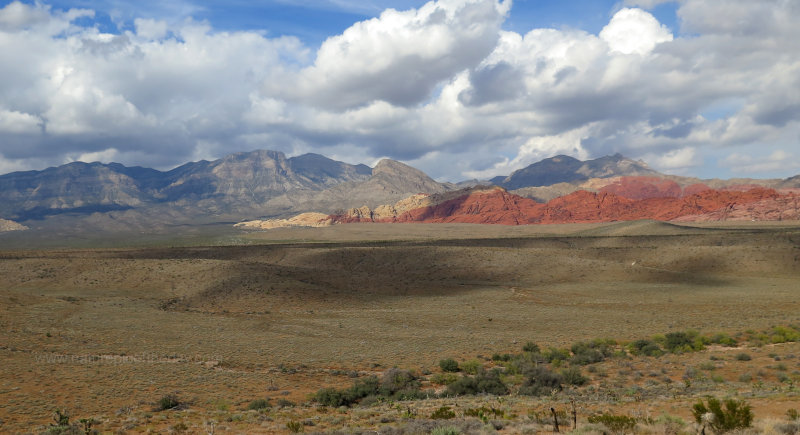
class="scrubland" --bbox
[1,221,799,433]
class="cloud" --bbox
[0,0,799,182]
[721,150,800,175]
[599,8,672,55]
[264,0,511,110]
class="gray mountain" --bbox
[263,158,455,215]
[491,153,659,190]
[0,150,373,223]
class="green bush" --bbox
[431,372,459,385]
[629,339,664,357]
[664,331,704,353]
[544,347,571,364]
[491,353,511,362]
[518,366,562,396]
[561,366,588,386]
[735,353,752,361]
[523,342,540,353]
[570,341,607,365]
[380,368,420,397]
[445,369,508,396]
[157,394,181,411]
[439,358,460,372]
[692,397,753,433]
[275,398,295,408]
[286,420,303,433]
[587,414,637,433]
[314,369,422,407]
[710,333,738,347]
[430,406,456,419]
[247,398,270,410]
[460,359,482,375]
[314,387,350,407]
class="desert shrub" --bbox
[588,414,637,433]
[653,413,686,435]
[314,370,422,407]
[431,372,459,385]
[735,352,752,361]
[561,366,588,386]
[710,333,738,347]
[775,422,800,435]
[247,398,270,410]
[430,406,456,419]
[444,376,477,396]
[380,368,420,397]
[518,366,562,396]
[491,353,511,362]
[157,394,181,411]
[474,369,508,395]
[275,398,295,408]
[445,369,507,396]
[663,331,704,353]
[460,359,482,375]
[788,408,799,420]
[699,361,717,371]
[523,341,540,353]
[692,397,753,433]
[464,406,505,423]
[286,420,303,433]
[314,388,350,407]
[629,339,664,357]
[439,358,460,372]
[570,342,605,365]
[544,347,571,364]
[430,427,461,435]
[771,326,800,343]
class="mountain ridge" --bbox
[3,149,799,232]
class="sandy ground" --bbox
[1,220,799,432]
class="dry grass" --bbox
[1,220,799,433]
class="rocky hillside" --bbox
[319,186,796,225]
[0,150,374,224]
[0,218,28,232]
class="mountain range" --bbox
[1,149,799,233]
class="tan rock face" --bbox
[234,212,332,229]
[0,219,27,232]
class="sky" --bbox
[0,0,798,182]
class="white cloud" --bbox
[600,8,672,55]
[722,150,800,175]
[264,0,510,110]
[67,148,121,164]
[642,147,699,173]
[134,18,168,40]
[0,0,799,182]
[0,109,42,134]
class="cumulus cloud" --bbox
[0,0,799,181]
[265,0,510,110]
[599,8,672,55]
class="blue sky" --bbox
[34,0,680,47]
[0,0,798,181]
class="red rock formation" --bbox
[328,186,791,225]
[598,176,683,199]
[596,176,716,199]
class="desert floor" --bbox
[1,220,799,433]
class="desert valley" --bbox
[1,151,800,434]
